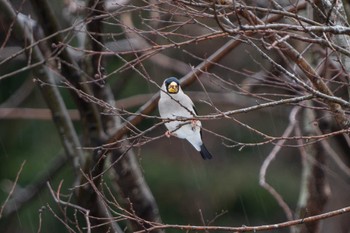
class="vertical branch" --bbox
[318,0,350,99]
[294,104,330,233]
[110,149,163,231]
[259,106,300,221]
[26,1,122,232]
[0,0,84,169]
[83,0,163,231]
[29,0,104,140]
[315,0,350,165]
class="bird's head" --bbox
[164,77,180,94]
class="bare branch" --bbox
[0,161,26,219]
[136,206,350,232]
[259,106,301,221]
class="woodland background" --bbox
[1,0,350,232]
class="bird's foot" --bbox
[165,131,172,138]
[191,119,198,130]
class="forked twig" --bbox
[259,106,301,221]
[47,182,91,233]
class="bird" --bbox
[158,77,213,160]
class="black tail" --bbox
[200,144,213,160]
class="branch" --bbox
[118,11,190,75]
[136,206,350,232]
[101,1,313,147]
[259,106,301,221]
[47,182,92,233]
[0,0,84,169]
[0,161,26,219]
[237,5,349,128]
[294,103,330,233]
[2,154,67,218]
[82,0,163,231]
[230,24,350,35]
[29,0,104,137]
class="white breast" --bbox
[158,89,202,144]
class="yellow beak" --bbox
[168,82,179,93]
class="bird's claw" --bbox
[165,131,172,138]
[191,119,198,130]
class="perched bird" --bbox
[158,77,213,160]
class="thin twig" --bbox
[47,182,91,233]
[0,160,26,219]
[259,106,301,221]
